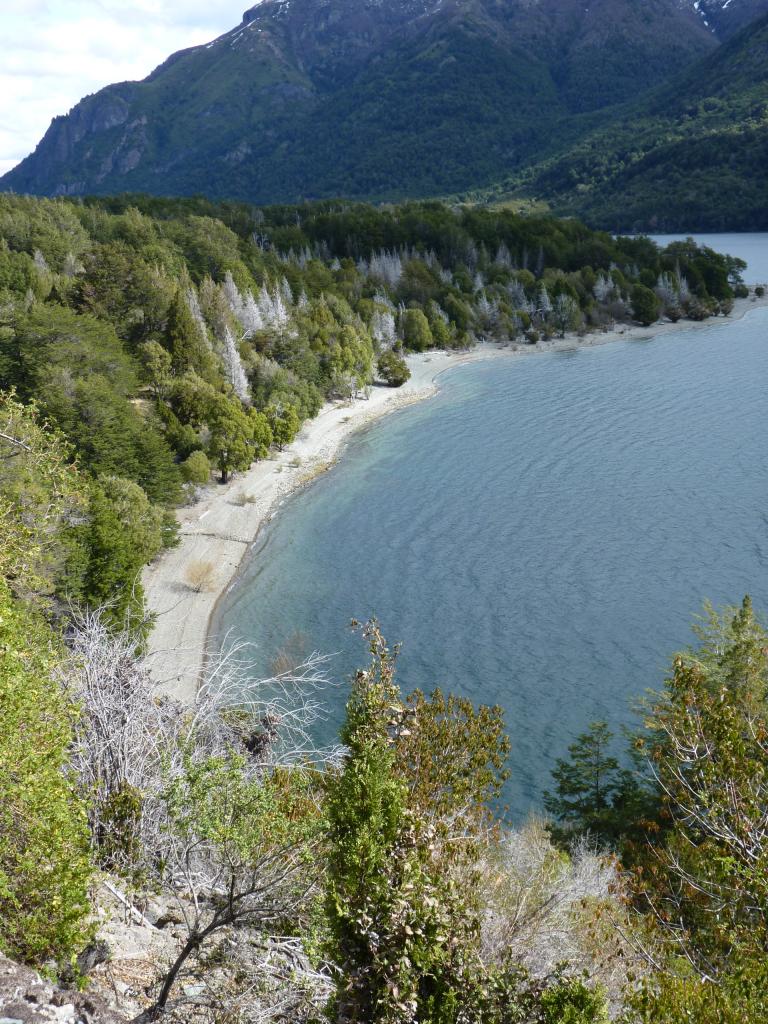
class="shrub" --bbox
[185,559,216,592]
[180,449,211,485]
[401,307,433,351]
[0,582,92,965]
[377,349,411,387]
[630,284,661,326]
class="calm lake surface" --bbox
[216,235,768,819]
[649,233,768,284]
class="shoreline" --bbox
[143,294,768,701]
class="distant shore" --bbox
[143,293,768,701]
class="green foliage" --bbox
[0,581,92,965]
[633,598,768,974]
[98,782,144,876]
[164,752,322,867]
[401,308,433,352]
[630,284,661,326]
[78,476,164,635]
[4,302,136,397]
[324,621,511,1023]
[267,403,301,451]
[207,395,258,481]
[249,408,274,459]
[544,722,627,847]
[164,287,213,376]
[538,973,609,1024]
[180,449,211,485]
[0,191,743,650]
[139,339,173,398]
[0,391,86,601]
[488,15,768,231]
[377,349,411,388]
[148,750,324,1013]
[628,954,768,1024]
[549,598,768,1021]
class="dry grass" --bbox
[185,560,217,593]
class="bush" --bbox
[0,583,92,965]
[401,307,433,351]
[377,349,411,387]
[185,559,216,592]
[180,449,211,485]
[630,284,661,326]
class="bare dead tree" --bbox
[64,611,340,859]
[479,819,645,1014]
[61,610,341,1018]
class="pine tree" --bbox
[544,721,622,846]
[165,288,212,375]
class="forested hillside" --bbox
[487,13,768,230]
[3,458,768,1022]
[0,193,765,1021]
[0,0,716,204]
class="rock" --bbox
[141,898,184,930]
[0,954,124,1023]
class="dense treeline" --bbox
[0,194,746,629]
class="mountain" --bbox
[685,0,768,36]
[490,11,768,230]
[1,0,718,204]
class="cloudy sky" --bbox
[1,1,251,176]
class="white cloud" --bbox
[0,0,248,176]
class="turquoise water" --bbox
[215,305,768,819]
[649,233,768,284]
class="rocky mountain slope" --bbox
[1,0,719,203]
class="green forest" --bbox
[478,13,768,231]
[0,193,762,1022]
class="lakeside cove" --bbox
[144,291,768,704]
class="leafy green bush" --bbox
[0,582,92,965]
[377,349,411,387]
[630,284,661,326]
[180,449,211,485]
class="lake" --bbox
[215,237,768,819]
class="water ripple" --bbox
[215,309,768,819]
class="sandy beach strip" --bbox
[143,294,768,701]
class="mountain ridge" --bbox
[488,10,768,230]
[2,0,721,203]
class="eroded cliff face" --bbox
[8,85,142,197]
